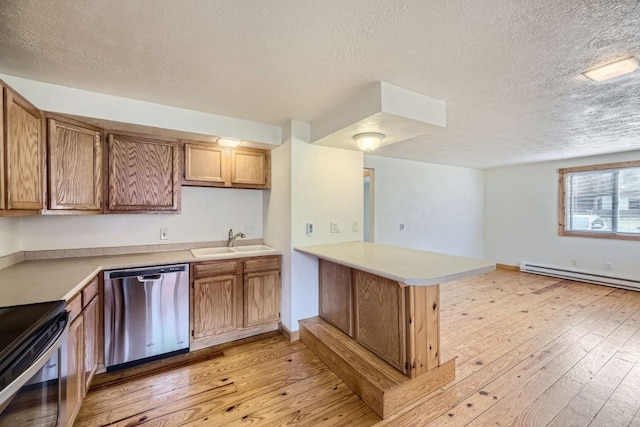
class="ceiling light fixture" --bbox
[582,57,639,82]
[217,137,241,148]
[354,132,384,152]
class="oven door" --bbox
[0,321,68,427]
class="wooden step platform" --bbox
[299,316,455,419]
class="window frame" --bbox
[558,160,640,241]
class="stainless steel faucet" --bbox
[227,229,246,247]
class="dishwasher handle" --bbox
[137,274,162,282]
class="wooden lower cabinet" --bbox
[244,270,280,328]
[190,256,281,350]
[66,313,84,427]
[65,277,100,427]
[193,274,240,337]
[83,295,100,389]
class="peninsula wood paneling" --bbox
[47,117,102,211]
[353,270,407,374]
[3,87,43,211]
[107,135,180,212]
[319,260,353,336]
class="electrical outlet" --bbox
[571,259,577,267]
[604,262,612,271]
[330,222,342,233]
[353,221,359,232]
[244,225,255,236]
[160,228,168,240]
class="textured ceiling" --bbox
[0,0,639,168]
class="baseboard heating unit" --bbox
[520,262,640,292]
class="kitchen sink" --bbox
[190,245,277,258]
[231,245,274,253]
[190,247,237,257]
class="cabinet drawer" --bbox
[244,256,280,273]
[193,260,239,278]
[82,277,99,307]
[66,294,82,323]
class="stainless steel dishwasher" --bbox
[103,264,189,371]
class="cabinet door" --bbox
[183,142,227,185]
[353,270,407,374]
[48,118,102,211]
[193,275,238,338]
[230,148,269,187]
[319,260,353,336]
[244,270,280,328]
[66,314,84,427]
[83,295,99,392]
[4,87,43,210]
[107,135,180,212]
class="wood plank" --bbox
[77,347,324,427]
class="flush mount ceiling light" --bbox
[217,137,241,147]
[354,132,384,152]
[582,57,639,82]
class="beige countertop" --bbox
[0,248,280,307]
[294,241,495,286]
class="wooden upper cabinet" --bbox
[183,142,227,186]
[107,134,180,213]
[183,142,271,189]
[231,148,269,188]
[47,117,103,212]
[2,84,44,212]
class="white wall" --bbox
[364,156,484,258]
[289,121,363,329]
[484,150,640,280]
[19,187,263,250]
[263,125,292,328]
[0,218,21,256]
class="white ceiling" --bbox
[0,0,639,169]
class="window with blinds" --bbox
[559,161,640,240]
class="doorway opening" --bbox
[364,168,375,242]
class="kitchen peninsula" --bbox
[295,241,495,419]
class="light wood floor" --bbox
[75,270,640,426]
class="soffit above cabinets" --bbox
[310,82,446,151]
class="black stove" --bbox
[0,301,66,392]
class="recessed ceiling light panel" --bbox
[582,57,639,82]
